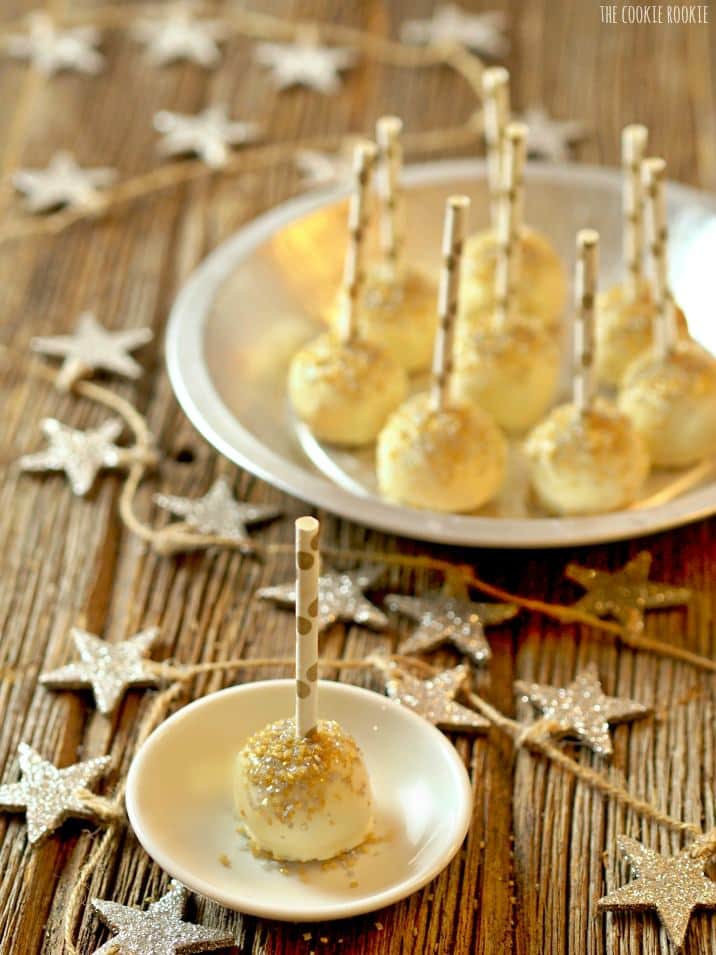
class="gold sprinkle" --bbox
[218,854,231,868]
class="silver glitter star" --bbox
[599,835,716,949]
[377,659,488,732]
[400,5,509,57]
[19,417,133,496]
[153,104,262,168]
[515,664,649,757]
[13,151,116,214]
[132,3,228,68]
[31,312,152,389]
[566,551,692,629]
[517,106,587,162]
[154,478,281,544]
[40,627,161,715]
[91,879,234,955]
[7,12,104,75]
[386,592,517,666]
[258,565,388,632]
[253,39,357,94]
[0,743,111,845]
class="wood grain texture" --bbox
[0,1,715,953]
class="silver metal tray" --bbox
[165,159,716,547]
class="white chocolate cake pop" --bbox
[289,144,407,445]
[452,123,560,433]
[595,125,687,386]
[461,68,567,330]
[234,518,373,862]
[377,196,507,512]
[525,230,649,515]
[618,158,716,468]
[327,116,437,372]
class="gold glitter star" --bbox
[377,659,488,732]
[0,743,111,845]
[599,835,716,949]
[258,565,388,632]
[386,592,517,665]
[40,627,162,715]
[91,879,234,954]
[566,551,691,628]
[514,663,649,756]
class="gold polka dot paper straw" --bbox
[494,121,527,328]
[642,156,676,358]
[431,194,470,409]
[376,115,404,274]
[573,228,599,413]
[482,66,510,227]
[621,124,648,298]
[295,515,320,737]
[337,142,378,343]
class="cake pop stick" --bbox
[482,66,510,226]
[643,157,676,358]
[622,124,648,299]
[573,229,599,413]
[494,121,527,328]
[431,194,470,410]
[337,142,378,343]
[376,115,403,275]
[295,515,320,737]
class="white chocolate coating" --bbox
[595,280,688,387]
[376,392,507,512]
[524,398,650,515]
[451,315,561,433]
[288,333,408,446]
[460,227,568,331]
[234,717,373,862]
[328,264,437,372]
[618,339,716,468]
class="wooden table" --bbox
[1,2,715,952]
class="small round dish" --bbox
[126,679,473,922]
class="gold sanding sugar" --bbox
[218,854,231,868]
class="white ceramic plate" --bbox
[165,159,716,547]
[125,679,473,922]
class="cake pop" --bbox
[595,125,687,386]
[619,158,716,468]
[460,68,567,330]
[234,517,373,862]
[326,116,437,372]
[376,195,507,512]
[288,143,407,445]
[452,123,561,433]
[525,229,649,515]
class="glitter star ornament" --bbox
[378,659,488,732]
[599,835,716,948]
[517,106,587,161]
[7,12,104,75]
[258,565,388,632]
[132,3,228,67]
[40,627,162,715]
[386,592,517,665]
[566,551,691,628]
[253,38,357,93]
[19,417,140,496]
[154,105,262,168]
[13,152,116,214]
[515,663,649,756]
[0,743,111,844]
[295,148,353,188]
[31,312,152,389]
[91,880,234,955]
[154,478,281,544]
[401,5,509,57]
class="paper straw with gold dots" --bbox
[482,66,510,226]
[376,115,404,274]
[294,516,320,737]
[573,229,599,413]
[337,142,378,343]
[494,121,527,328]
[621,124,648,298]
[643,157,676,358]
[431,195,470,409]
